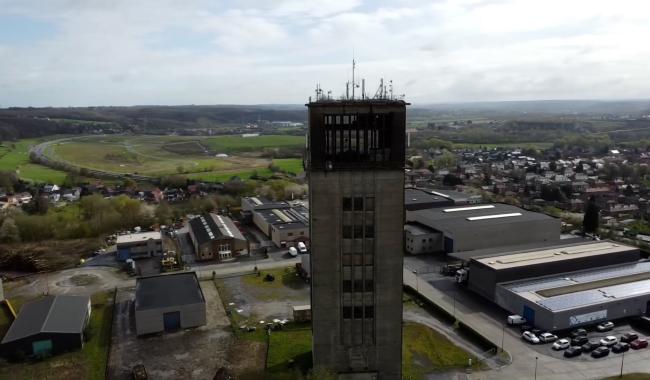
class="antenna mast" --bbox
[352,59,356,100]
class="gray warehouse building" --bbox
[466,241,639,301]
[1,295,91,358]
[496,260,650,331]
[135,272,206,335]
[406,203,560,253]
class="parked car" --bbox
[522,331,540,344]
[564,346,583,358]
[297,242,308,254]
[600,336,618,347]
[612,342,630,353]
[288,247,298,257]
[539,332,558,343]
[630,338,648,350]
[596,321,614,332]
[571,335,589,346]
[552,338,571,350]
[620,332,639,343]
[507,315,527,325]
[570,328,588,338]
[581,341,600,353]
[591,346,611,358]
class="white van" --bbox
[507,315,527,325]
[297,242,308,254]
[288,247,298,257]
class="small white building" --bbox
[116,231,163,261]
[404,223,442,254]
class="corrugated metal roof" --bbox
[1,295,89,344]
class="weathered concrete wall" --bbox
[310,170,403,379]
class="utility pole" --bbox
[501,324,506,353]
[453,292,456,320]
[620,351,625,378]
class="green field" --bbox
[402,322,484,379]
[204,135,304,153]
[43,135,304,181]
[453,142,553,150]
[262,322,483,380]
[0,139,68,184]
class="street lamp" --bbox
[412,269,419,292]
[620,351,625,378]
[500,324,506,353]
[453,292,457,320]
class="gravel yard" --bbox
[106,280,232,379]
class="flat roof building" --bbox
[252,205,309,248]
[496,260,650,331]
[135,272,206,335]
[404,223,442,255]
[116,231,163,262]
[404,188,453,211]
[1,295,91,358]
[406,203,560,253]
[466,240,640,302]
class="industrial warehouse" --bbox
[497,260,650,331]
[405,203,560,253]
[401,190,650,335]
[134,272,206,336]
[241,196,309,247]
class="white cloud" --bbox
[1,0,650,106]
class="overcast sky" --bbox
[1,0,650,107]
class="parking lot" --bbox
[404,255,650,379]
[520,321,649,362]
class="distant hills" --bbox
[2,100,650,141]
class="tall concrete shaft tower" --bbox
[307,97,407,379]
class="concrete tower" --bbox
[307,97,407,379]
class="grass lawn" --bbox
[273,158,304,175]
[0,138,67,184]
[453,142,552,150]
[602,374,650,380]
[241,267,308,301]
[0,302,13,341]
[262,321,483,380]
[187,168,274,182]
[266,326,313,379]
[204,135,304,153]
[0,291,114,380]
[402,322,484,380]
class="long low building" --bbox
[1,295,91,358]
[405,203,560,253]
[466,240,640,301]
[496,260,650,331]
